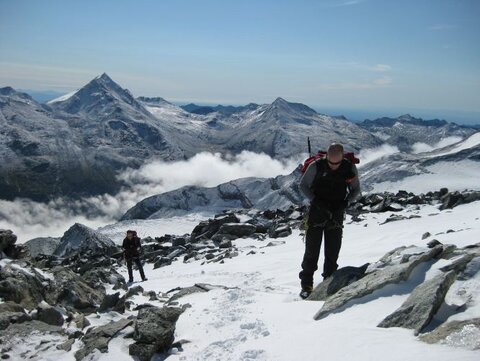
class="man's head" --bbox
[326,143,344,170]
[126,230,136,240]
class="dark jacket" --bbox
[122,236,142,259]
[300,158,361,209]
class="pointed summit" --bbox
[49,73,146,116]
[267,97,317,116]
[272,97,289,106]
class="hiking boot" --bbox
[142,278,148,282]
[299,285,313,300]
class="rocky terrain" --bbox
[1,188,479,360]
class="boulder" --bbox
[0,320,64,358]
[82,267,126,290]
[439,254,476,274]
[214,223,256,239]
[0,311,31,330]
[313,245,443,320]
[49,266,105,313]
[167,284,211,303]
[37,305,65,326]
[98,292,121,313]
[23,237,61,257]
[419,318,480,350]
[268,224,292,238]
[190,213,240,242]
[0,301,26,313]
[54,223,117,258]
[308,264,369,301]
[74,314,91,330]
[0,261,48,310]
[129,306,184,361]
[153,256,173,269]
[0,229,17,255]
[56,339,75,352]
[377,271,456,334]
[75,318,134,361]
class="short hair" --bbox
[327,143,344,156]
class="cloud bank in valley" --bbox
[411,136,462,154]
[357,144,400,168]
[0,151,302,242]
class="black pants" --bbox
[299,204,344,288]
[126,257,146,282]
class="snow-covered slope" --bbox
[359,114,476,152]
[92,198,480,360]
[360,132,480,193]
[120,170,303,220]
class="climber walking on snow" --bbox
[122,230,148,283]
[298,142,361,299]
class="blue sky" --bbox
[0,0,479,122]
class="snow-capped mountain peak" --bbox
[48,73,146,116]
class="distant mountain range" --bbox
[1,73,478,201]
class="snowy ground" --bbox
[5,201,479,360]
[372,159,480,194]
[97,213,210,245]
[93,201,479,360]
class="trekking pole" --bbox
[307,137,312,156]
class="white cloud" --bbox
[357,144,400,168]
[372,64,392,72]
[411,136,463,154]
[0,151,301,243]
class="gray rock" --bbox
[129,306,184,361]
[37,306,64,326]
[98,292,121,313]
[0,311,31,330]
[0,230,17,255]
[172,237,187,247]
[82,267,126,290]
[458,255,480,281]
[75,318,133,361]
[74,314,91,330]
[427,239,442,248]
[153,257,172,269]
[377,271,456,334]
[215,223,256,238]
[314,245,443,320]
[0,302,25,313]
[129,343,158,361]
[49,266,105,313]
[0,321,64,352]
[56,339,75,351]
[421,232,431,240]
[439,254,476,274]
[268,224,292,238]
[0,261,47,310]
[308,264,369,301]
[24,237,61,257]
[167,285,209,303]
[125,285,145,299]
[419,318,480,350]
[190,214,240,242]
[54,223,117,258]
